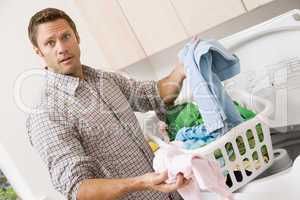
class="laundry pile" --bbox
[152,39,261,200]
[165,101,256,150]
[164,38,255,150]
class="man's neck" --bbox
[74,65,85,80]
[46,65,85,80]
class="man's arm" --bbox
[99,60,185,114]
[27,110,188,200]
[157,60,186,107]
[77,171,187,200]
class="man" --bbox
[26,8,188,200]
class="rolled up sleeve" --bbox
[26,111,99,200]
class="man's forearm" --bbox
[158,62,185,106]
[77,176,145,200]
[77,171,187,200]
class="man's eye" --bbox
[63,34,71,40]
[46,41,55,47]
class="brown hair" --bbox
[28,8,78,47]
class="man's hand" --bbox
[173,59,186,80]
[137,171,190,193]
[158,60,186,106]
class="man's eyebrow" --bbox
[62,30,72,35]
[44,35,55,42]
[43,30,72,42]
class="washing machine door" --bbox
[220,9,300,131]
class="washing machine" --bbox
[219,9,300,200]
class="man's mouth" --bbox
[59,56,73,64]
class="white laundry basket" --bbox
[148,89,274,192]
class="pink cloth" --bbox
[153,144,233,200]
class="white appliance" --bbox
[219,9,300,200]
[221,9,300,130]
[1,9,300,200]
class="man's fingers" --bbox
[191,35,198,42]
[175,173,184,187]
[152,171,168,185]
[191,35,201,43]
[156,181,179,192]
[155,173,192,192]
[181,177,191,187]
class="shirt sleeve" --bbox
[101,71,167,121]
[26,111,99,200]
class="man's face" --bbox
[34,19,81,75]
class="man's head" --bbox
[28,8,82,76]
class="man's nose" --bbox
[56,40,68,54]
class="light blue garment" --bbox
[178,39,243,133]
[175,125,237,154]
[175,124,222,149]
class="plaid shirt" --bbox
[26,65,182,200]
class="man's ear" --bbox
[33,45,44,57]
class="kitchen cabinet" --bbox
[118,0,188,56]
[74,0,146,70]
[75,0,263,69]
[170,0,246,36]
[242,0,275,11]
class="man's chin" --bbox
[61,65,79,76]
